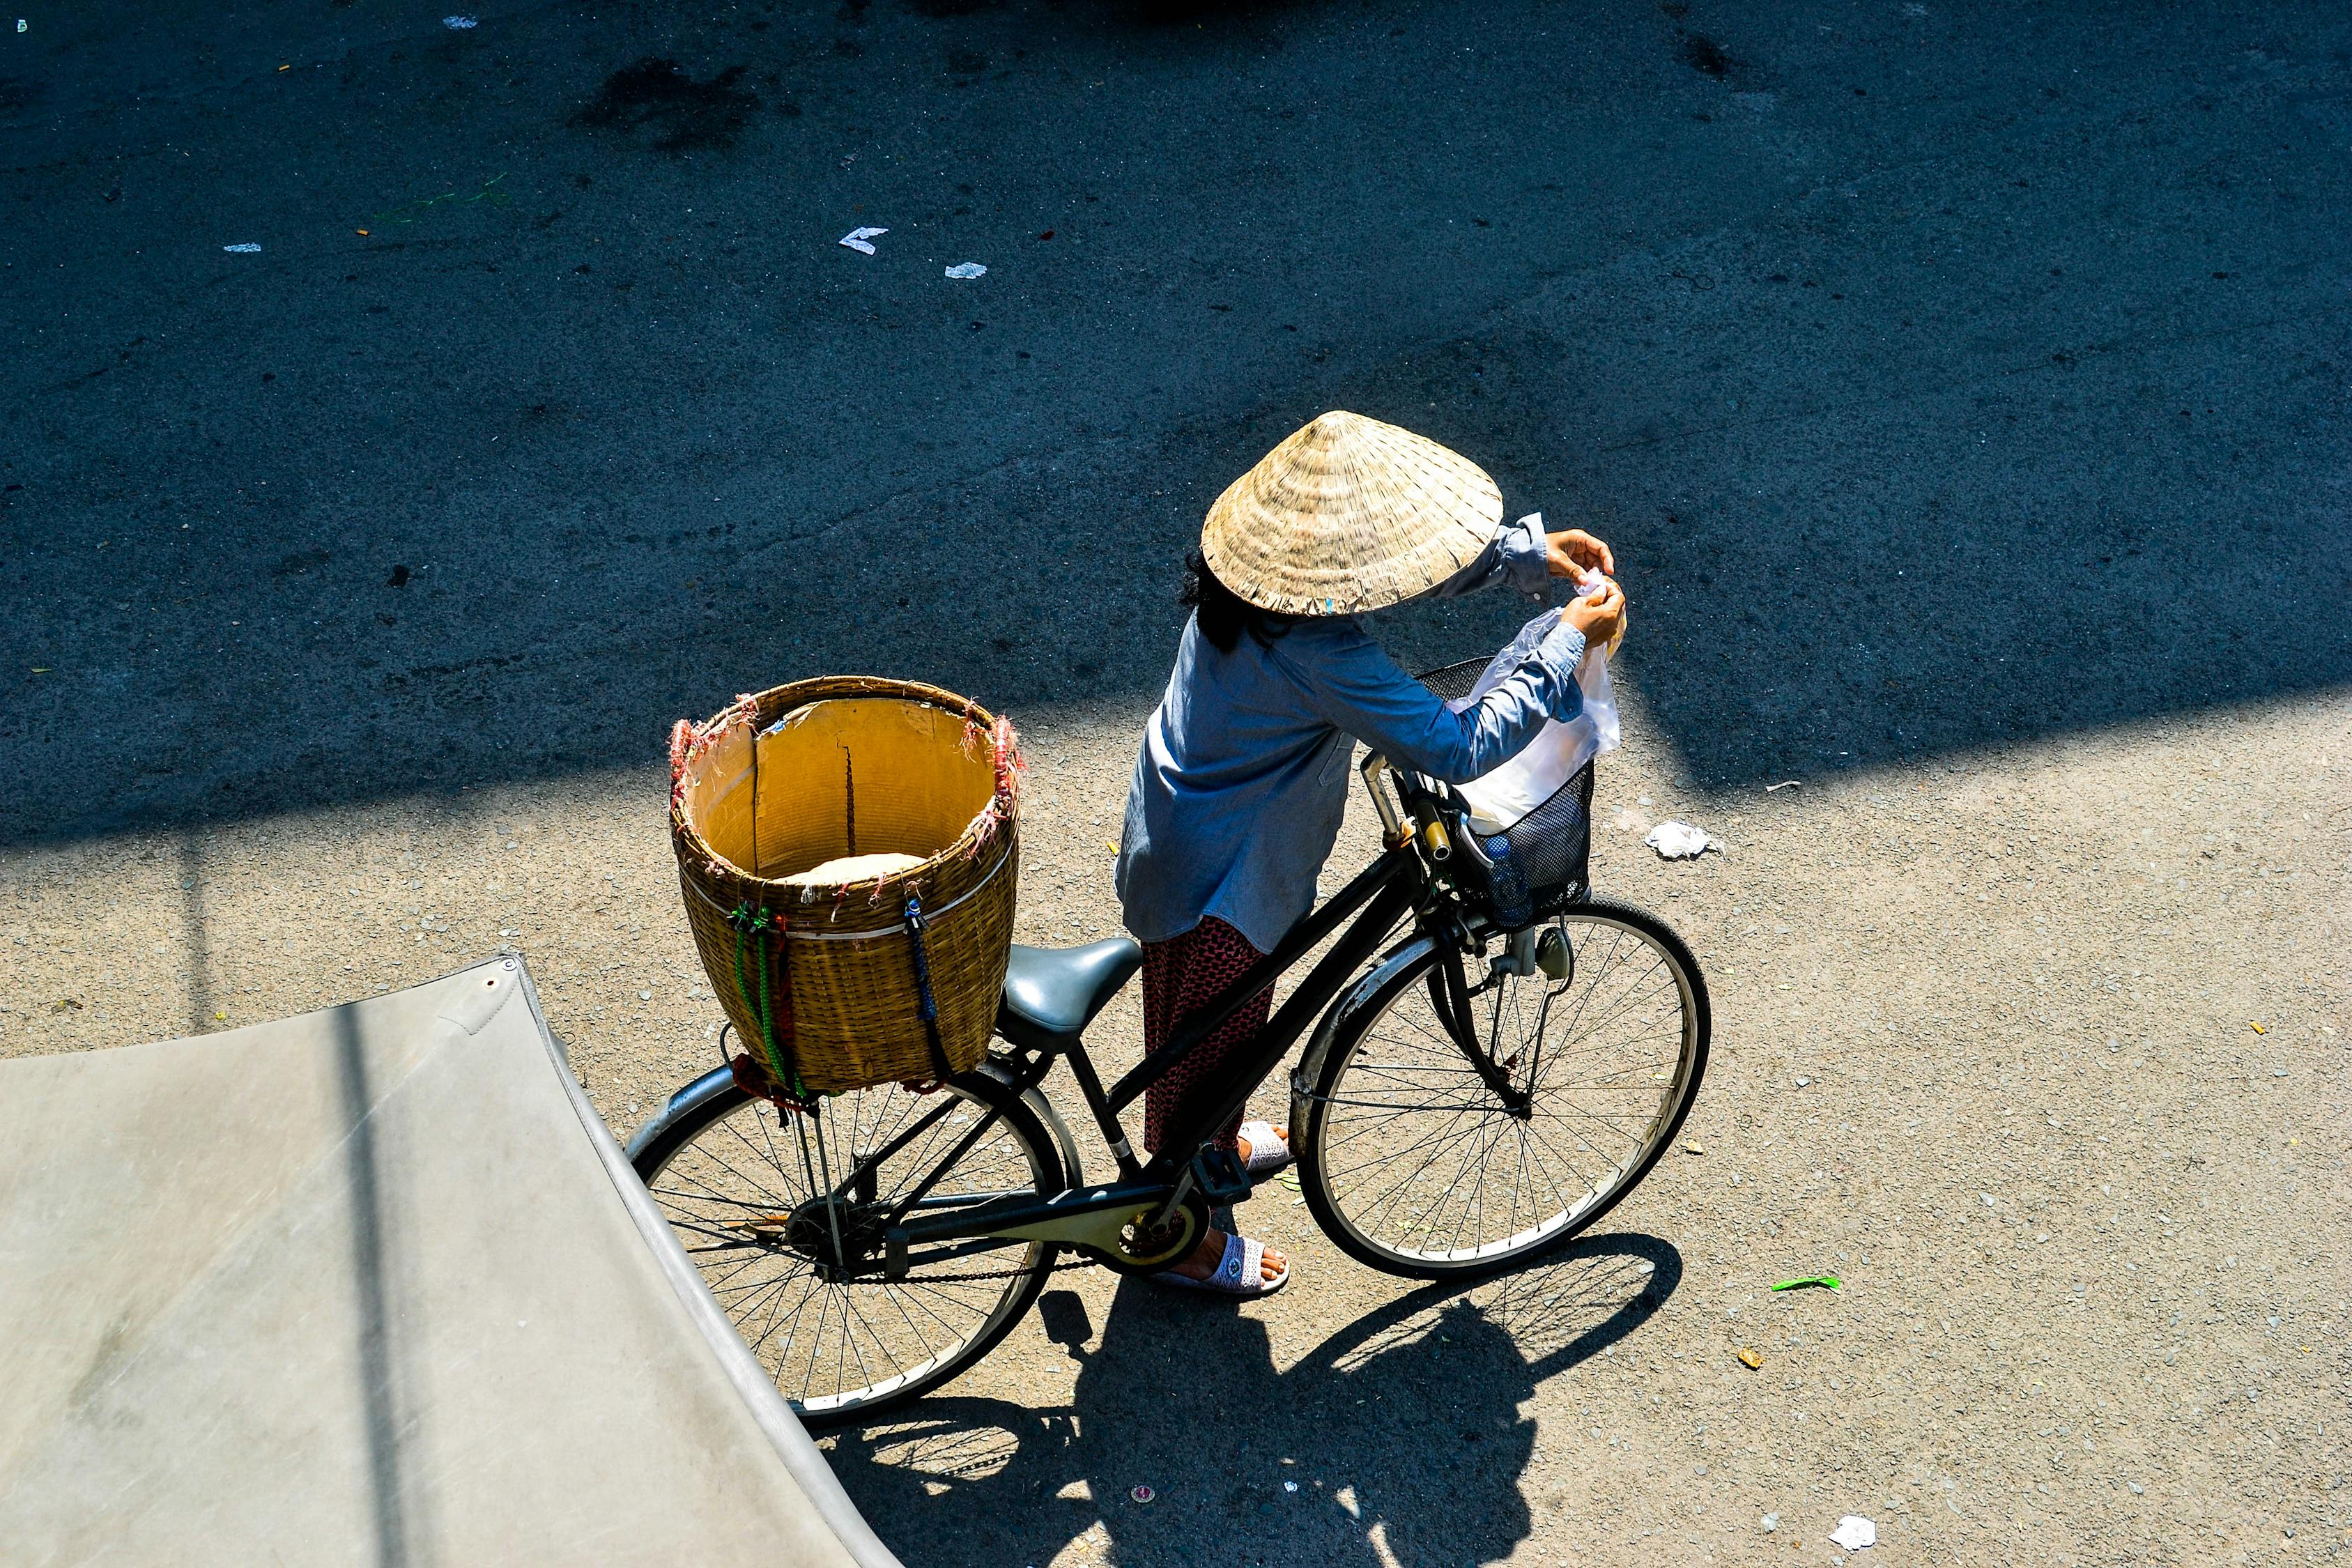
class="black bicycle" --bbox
[627,662,1709,1428]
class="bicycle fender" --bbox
[624,1063,737,1165]
[986,1059,1086,1187]
[622,1059,1084,1187]
[1289,935,1436,1132]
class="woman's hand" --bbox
[1544,528,1615,579]
[1562,578,1626,647]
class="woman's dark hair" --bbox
[1183,548,1303,654]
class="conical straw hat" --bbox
[1201,410,1505,616]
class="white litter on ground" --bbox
[222,243,263,253]
[944,261,987,278]
[1829,1515,1877,1550]
[1645,820,1718,859]
[1760,1513,1779,1532]
[443,13,477,27]
[838,226,887,255]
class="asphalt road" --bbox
[3,1,2348,1565]
[5,0,2349,840]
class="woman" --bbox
[1115,411,1627,1295]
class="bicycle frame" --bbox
[809,753,1502,1276]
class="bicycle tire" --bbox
[633,1070,1068,1429]
[1296,898,1709,1280]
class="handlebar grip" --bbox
[1359,751,1411,848]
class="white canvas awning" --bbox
[0,958,902,1568]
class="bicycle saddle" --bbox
[996,937,1142,1051]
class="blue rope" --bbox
[902,894,953,1082]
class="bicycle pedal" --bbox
[1190,1146,1254,1206]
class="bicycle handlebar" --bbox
[1358,751,1409,847]
[1360,750,1458,863]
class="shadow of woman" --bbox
[823,1231,1682,1568]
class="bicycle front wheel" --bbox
[633,1073,1068,1428]
[1296,898,1708,1279]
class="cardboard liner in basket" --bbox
[669,675,1022,1095]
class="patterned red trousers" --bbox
[1140,916,1272,1157]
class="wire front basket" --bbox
[1415,657,1594,926]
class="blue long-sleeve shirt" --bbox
[1116,518,1588,949]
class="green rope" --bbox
[728,902,805,1100]
[366,171,509,229]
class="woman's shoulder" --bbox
[1260,617,1411,698]
[1275,615,1378,652]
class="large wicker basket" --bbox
[668,675,1020,1096]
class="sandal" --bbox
[1152,1231,1289,1297]
[1236,1119,1292,1178]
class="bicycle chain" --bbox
[845,1254,1100,1286]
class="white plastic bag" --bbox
[1447,605,1619,833]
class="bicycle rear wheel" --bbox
[633,1072,1067,1428]
[1296,898,1708,1279]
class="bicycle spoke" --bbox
[643,1080,1056,1421]
[1312,909,1701,1267]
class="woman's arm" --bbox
[1277,617,1590,785]
[1424,519,1618,602]
[1422,516,1550,601]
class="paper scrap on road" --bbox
[443,13,477,26]
[1829,1515,1877,1550]
[838,226,888,255]
[1766,779,1801,791]
[1770,1275,1840,1292]
[1645,820,1718,859]
[222,243,263,253]
[945,261,987,278]
[1737,1348,1762,1369]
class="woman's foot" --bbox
[1157,1231,1289,1298]
[1235,1121,1285,1172]
[1165,1122,1287,1286]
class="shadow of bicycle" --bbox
[823,1231,1680,1567]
